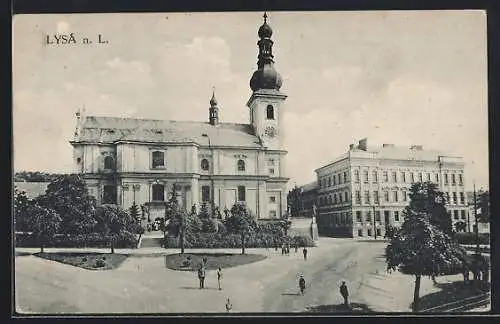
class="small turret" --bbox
[209,87,219,125]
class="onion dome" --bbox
[250,65,282,91]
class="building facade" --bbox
[69,14,289,220]
[313,138,470,238]
[298,181,318,218]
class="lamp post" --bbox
[473,182,480,254]
[201,133,215,216]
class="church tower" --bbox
[246,12,287,151]
[208,88,219,125]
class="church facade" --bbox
[69,14,289,220]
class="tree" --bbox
[386,208,466,312]
[164,186,190,253]
[14,187,33,232]
[129,201,141,222]
[454,221,467,233]
[287,185,302,217]
[29,203,62,252]
[225,203,257,255]
[94,204,137,253]
[279,214,292,237]
[407,182,453,236]
[477,190,490,223]
[36,174,97,236]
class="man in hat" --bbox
[340,281,349,307]
[298,274,306,296]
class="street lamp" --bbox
[201,133,215,216]
[473,182,480,255]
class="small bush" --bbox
[14,232,138,248]
[95,259,106,268]
[454,232,490,245]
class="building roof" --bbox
[300,181,318,192]
[74,116,262,148]
[14,182,49,199]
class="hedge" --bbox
[14,232,138,248]
[454,232,490,245]
[164,232,315,249]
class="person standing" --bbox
[298,274,306,296]
[340,281,349,307]
[198,265,206,289]
[303,247,308,260]
[225,298,232,312]
[217,267,223,290]
[294,242,298,254]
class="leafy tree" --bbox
[29,203,62,252]
[478,190,490,223]
[384,225,397,240]
[14,187,33,232]
[94,204,138,253]
[225,203,257,254]
[407,182,452,236]
[386,207,466,312]
[454,221,467,233]
[129,201,141,222]
[279,214,292,237]
[287,185,302,217]
[36,174,97,236]
[14,171,66,183]
[164,186,191,253]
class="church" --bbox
[70,13,289,221]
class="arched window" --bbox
[237,159,245,171]
[152,184,165,201]
[104,156,114,170]
[201,158,209,171]
[102,185,117,204]
[152,151,165,169]
[266,105,274,119]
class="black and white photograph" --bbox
[12,10,490,314]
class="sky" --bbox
[13,11,488,191]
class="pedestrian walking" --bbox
[463,264,470,282]
[298,274,306,296]
[286,244,290,256]
[340,281,349,308]
[264,240,269,251]
[274,240,278,251]
[281,243,286,255]
[303,247,308,260]
[294,243,298,254]
[225,298,232,312]
[198,265,206,289]
[217,267,223,290]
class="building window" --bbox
[411,172,415,183]
[201,186,210,202]
[358,229,363,237]
[328,177,332,187]
[384,191,389,202]
[453,210,459,220]
[339,194,343,203]
[266,105,274,119]
[452,174,456,185]
[366,211,372,222]
[393,191,399,202]
[394,211,400,222]
[328,196,332,205]
[354,170,360,183]
[445,174,449,185]
[355,191,361,204]
[104,156,114,170]
[373,191,379,204]
[333,194,338,204]
[363,171,369,183]
[152,184,165,201]
[375,211,381,222]
[333,175,337,185]
[459,192,465,205]
[268,158,275,165]
[269,168,275,175]
[237,159,245,171]
[344,191,349,202]
[383,171,388,182]
[435,173,439,183]
[452,192,457,205]
[401,172,406,183]
[372,171,378,183]
[76,157,81,164]
[445,192,450,204]
[343,172,347,183]
[367,229,373,237]
[201,158,209,171]
[461,210,466,220]
[237,186,246,202]
[458,174,463,186]
[269,196,276,203]
[364,191,370,205]
[376,228,381,237]
[152,151,165,169]
[269,210,277,218]
[392,171,397,182]
[356,211,362,222]
[102,185,117,204]
[419,172,423,182]
[427,173,431,182]
[403,191,408,201]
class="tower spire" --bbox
[263,11,268,23]
[209,86,219,125]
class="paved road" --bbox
[14,239,394,314]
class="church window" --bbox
[237,186,246,202]
[152,184,165,201]
[152,151,165,169]
[237,159,246,171]
[202,186,210,202]
[102,185,117,204]
[266,105,274,120]
[76,157,81,164]
[201,158,209,171]
[104,156,114,170]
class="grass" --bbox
[164,252,267,271]
[34,252,129,270]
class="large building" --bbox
[313,138,470,238]
[69,13,289,220]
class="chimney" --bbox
[349,144,354,150]
[358,138,367,151]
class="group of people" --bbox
[297,275,350,308]
[196,258,223,291]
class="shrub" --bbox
[95,259,106,268]
[82,257,88,262]
[14,232,138,248]
[454,232,490,245]
[292,235,315,248]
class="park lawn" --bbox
[34,252,129,270]
[164,252,267,271]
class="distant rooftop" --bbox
[300,181,318,192]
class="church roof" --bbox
[74,116,262,148]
